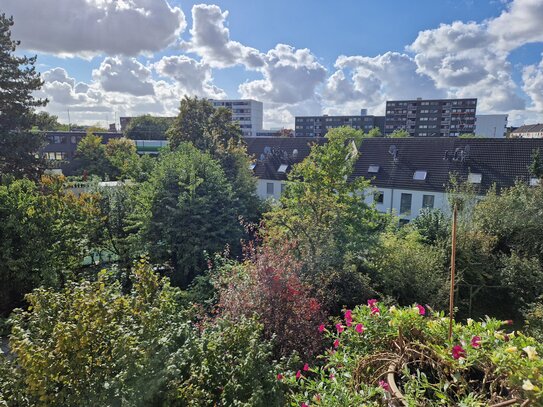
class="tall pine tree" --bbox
[0,14,48,179]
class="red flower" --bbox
[333,339,340,348]
[301,403,309,407]
[303,363,309,371]
[344,309,352,319]
[379,380,390,392]
[318,323,325,333]
[471,336,481,348]
[452,345,466,359]
[416,304,426,315]
[355,323,365,334]
[370,306,380,315]
[336,323,344,333]
[296,370,302,380]
[367,299,378,307]
[277,373,283,380]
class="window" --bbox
[71,136,77,144]
[368,164,380,173]
[277,164,288,174]
[374,191,384,204]
[267,182,274,195]
[400,193,412,215]
[422,194,434,209]
[413,170,427,181]
[468,173,482,184]
[45,152,66,160]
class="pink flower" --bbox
[452,345,466,360]
[344,309,352,319]
[355,323,365,334]
[336,323,344,333]
[471,336,481,348]
[416,304,426,315]
[303,363,309,371]
[296,370,301,380]
[379,380,390,392]
[277,373,283,380]
[314,394,321,401]
[329,373,335,380]
[318,323,325,333]
[370,306,380,315]
[367,299,378,307]
[301,403,309,407]
[333,339,340,348]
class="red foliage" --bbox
[217,242,326,359]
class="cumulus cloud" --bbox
[239,44,327,105]
[154,55,226,98]
[4,0,186,56]
[181,4,264,68]
[522,56,543,113]
[92,57,155,96]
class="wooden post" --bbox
[448,204,458,341]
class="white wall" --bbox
[256,179,285,201]
[475,114,507,138]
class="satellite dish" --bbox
[389,145,398,161]
[292,149,298,158]
[259,153,265,161]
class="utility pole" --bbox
[448,204,458,341]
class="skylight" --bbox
[530,177,540,187]
[249,163,256,171]
[468,172,482,184]
[277,164,288,174]
[413,170,427,181]
[368,164,380,173]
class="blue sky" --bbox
[4,0,543,127]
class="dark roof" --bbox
[244,137,325,180]
[355,138,543,193]
[512,124,543,134]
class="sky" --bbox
[3,0,543,129]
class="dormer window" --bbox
[278,164,288,174]
[413,170,427,181]
[368,164,380,173]
[468,172,482,184]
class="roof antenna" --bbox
[389,145,398,162]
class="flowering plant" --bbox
[284,301,543,406]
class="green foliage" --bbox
[366,229,449,307]
[166,318,284,406]
[0,176,100,316]
[410,208,450,244]
[104,137,139,180]
[74,133,112,178]
[523,300,543,342]
[2,259,189,406]
[30,111,61,131]
[388,129,409,138]
[123,115,173,140]
[265,127,383,311]
[528,148,543,178]
[287,302,543,405]
[365,127,382,138]
[137,143,240,287]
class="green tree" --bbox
[29,111,61,131]
[388,129,410,138]
[73,132,112,178]
[137,143,240,287]
[365,127,382,138]
[167,96,260,223]
[104,137,139,179]
[0,14,47,179]
[265,127,383,310]
[0,176,100,315]
[528,148,543,179]
[123,114,173,140]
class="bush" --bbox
[286,302,543,406]
[216,243,326,360]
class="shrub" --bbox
[216,243,326,360]
[285,302,543,405]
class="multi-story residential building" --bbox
[294,110,385,137]
[245,136,543,222]
[385,98,477,137]
[475,114,508,138]
[511,124,543,138]
[209,99,263,137]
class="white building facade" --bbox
[209,99,263,137]
[475,114,508,138]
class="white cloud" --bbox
[181,4,264,68]
[239,44,327,105]
[4,0,186,57]
[154,55,226,98]
[93,57,155,96]
[488,0,543,52]
[522,56,543,113]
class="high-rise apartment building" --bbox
[209,99,263,137]
[294,110,385,137]
[475,114,508,138]
[384,98,477,137]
